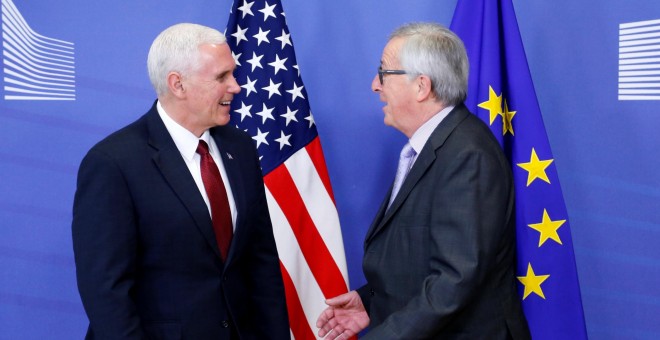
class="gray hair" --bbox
[390,22,469,106]
[147,23,227,96]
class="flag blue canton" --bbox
[226,0,317,175]
[451,0,588,338]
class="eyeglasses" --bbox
[377,67,407,85]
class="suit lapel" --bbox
[364,105,471,245]
[145,105,223,260]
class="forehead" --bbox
[198,43,235,72]
[381,37,405,67]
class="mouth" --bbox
[220,100,231,106]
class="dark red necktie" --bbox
[196,140,233,261]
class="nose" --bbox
[229,75,241,94]
[371,74,381,93]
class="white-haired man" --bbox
[73,23,290,339]
[317,22,531,340]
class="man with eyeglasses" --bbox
[316,22,530,339]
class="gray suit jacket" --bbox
[357,105,530,339]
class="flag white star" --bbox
[275,29,292,50]
[240,76,258,97]
[253,27,270,46]
[274,131,292,150]
[305,111,315,128]
[252,128,269,148]
[268,54,288,75]
[255,103,275,124]
[259,1,277,22]
[262,79,282,99]
[246,52,264,72]
[231,24,248,45]
[231,51,242,66]
[280,106,299,126]
[237,0,255,18]
[286,82,305,103]
[293,64,300,76]
[234,101,253,122]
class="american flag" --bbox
[225,1,351,338]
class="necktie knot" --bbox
[196,140,210,156]
[401,143,416,160]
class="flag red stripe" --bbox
[305,137,336,204]
[279,261,316,340]
[265,165,348,299]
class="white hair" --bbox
[147,23,227,96]
[391,22,469,106]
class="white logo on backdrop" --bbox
[619,19,660,101]
[2,0,75,101]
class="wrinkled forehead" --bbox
[380,37,405,68]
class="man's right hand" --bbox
[316,290,370,339]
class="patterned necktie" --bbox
[196,140,233,261]
[388,143,417,209]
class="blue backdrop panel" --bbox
[1,0,659,339]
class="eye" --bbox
[216,71,232,83]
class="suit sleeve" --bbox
[72,149,144,339]
[364,145,513,339]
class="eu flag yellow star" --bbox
[528,209,566,247]
[478,85,502,125]
[502,99,516,136]
[517,263,550,300]
[517,148,554,186]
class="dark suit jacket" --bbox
[357,105,530,339]
[72,102,290,340]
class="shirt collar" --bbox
[156,100,210,161]
[408,105,455,154]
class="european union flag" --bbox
[450,0,588,338]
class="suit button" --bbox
[223,275,228,281]
[370,289,375,296]
[222,320,229,328]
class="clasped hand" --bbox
[315,290,370,339]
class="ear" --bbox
[416,75,433,102]
[167,72,185,98]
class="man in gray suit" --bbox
[316,23,531,339]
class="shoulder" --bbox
[83,112,151,165]
[212,124,253,143]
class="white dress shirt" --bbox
[408,105,455,165]
[156,101,237,230]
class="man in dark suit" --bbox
[72,23,290,339]
[316,23,530,339]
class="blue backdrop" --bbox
[1,0,659,339]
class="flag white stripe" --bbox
[265,186,326,339]
[284,148,349,286]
